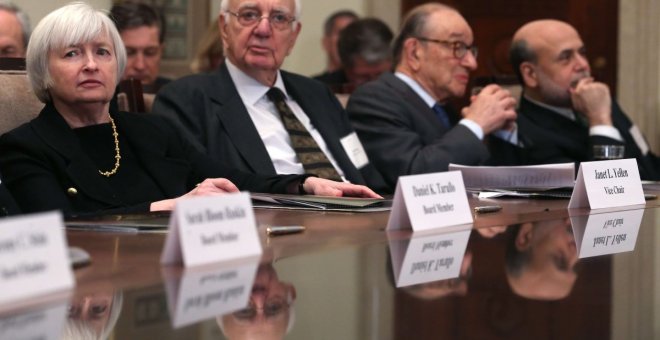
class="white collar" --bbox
[394,72,437,108]
[225,58,289,105]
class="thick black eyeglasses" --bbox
[415,37,478,59]
[226,9,296,31]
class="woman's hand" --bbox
[302,177,382,198]
[150,178,239,211]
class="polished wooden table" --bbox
[2,193,660,339]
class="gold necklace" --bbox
[98,115,121,177]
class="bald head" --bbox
[510,19,591,107]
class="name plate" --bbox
[387,171,473,231]
[570,209,643,258]
[389,228,471,287]
[0,302,67,340]
[568,159,645,209]
[0,212,74,306]
[161,193,262,267]
[163,257,259,328]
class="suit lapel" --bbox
[382,73,449,132]
[208,65,276,173]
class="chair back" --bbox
[0,67,42,134]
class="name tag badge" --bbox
[0,211,74,307]
[388,228,471,287]
[340,132,369,169]
[570,209,643,258]
[162,256,259,328]
[387,171,473,231]
[160,192,262,267]
[568,159,645,209]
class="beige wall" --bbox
[21,0,112,29]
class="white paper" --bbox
[387,171,473,231]
[0,211,74,306]
[568,159,645,209]
[160,193,262,267]
[340,132,369,169]
[570,209,643,258]
[388,228,471,287]
[0,302,67,340]
[449,163,575,189]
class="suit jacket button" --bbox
[67,187,78,196]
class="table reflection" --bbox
[63,289,122,339]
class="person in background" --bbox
[510,19,660,179]
[314,18,393,93]
[110,1,170,93]
[346,3,517,192]
[0,2,380,216]
[0,1,30,58]
[190,18,224,73]
[312,9,358,79]
[154,0,388,193]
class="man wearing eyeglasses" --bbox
[510,19,660,180]
[346,3,517,191]
[154,0,387,193]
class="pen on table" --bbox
[474,205,502,214]
[266,225,306,236]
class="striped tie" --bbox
[266,88,342,181]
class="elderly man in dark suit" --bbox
[153,0,386,192]
[346,3,517,191]
[510,19,660,180]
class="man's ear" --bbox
[515,222,534,251]
[403,38,422,71]
[520,61,538,88]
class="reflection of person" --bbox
[0,1,30,58]
[62,290,123,340]
[218,263,296,340]
[110,2,170,93]
[505,218,578,300]
[346,3,517,192]
[402,251,472,300]
[0,3,379,215]
[314,18,393,93]
[190,18,224,73]
[154,0,387,192]
[510,19,660,179]
[313,10,358,78]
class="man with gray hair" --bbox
[0,1,30,58]
[346,3,517,191]
[154,0,387,193]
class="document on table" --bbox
[65,212,170,233]
[251,193,391,212]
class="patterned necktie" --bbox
[266,87,342,181]
[432,103,451,128]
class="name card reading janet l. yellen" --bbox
[0,211,74,307]
[570,209,643,258]
[568,159,645,209]
[161,193,262,267]
[388,228,471,287]
[163,256,259,328]
[387,171,473,231]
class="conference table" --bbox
[2,192,660,339]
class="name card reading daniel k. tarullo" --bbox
[161,193,262,267]
[388,171,473,231]
[569,159,645,209]
[0,211,74,307]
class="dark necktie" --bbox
[266,87,342,181]
[432,103,451,128]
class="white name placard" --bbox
[0,211,74,306]
[388,228,471,287]
[161,193,262,267]
[570,209,643,258]
[387,171,473,231]
[0,302,67,340]
[568,159,645,209]
[163,256,259,328]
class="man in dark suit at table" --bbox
[510,19,660,180]
[153,0,386,193]
[346,3,517,191]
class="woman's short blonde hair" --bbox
[26,2,126,103]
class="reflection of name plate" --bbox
[0,212,74,307]
[387,172,473,231]
[388,228,471,287]
[570,209,644,258]
[569,159,645,209]
[0,302,67,340]
[163,257,259,328]
[161,193,262,267]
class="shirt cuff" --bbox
[590,125,623,142]
[492,122,519,145]
[459,119,484,140]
